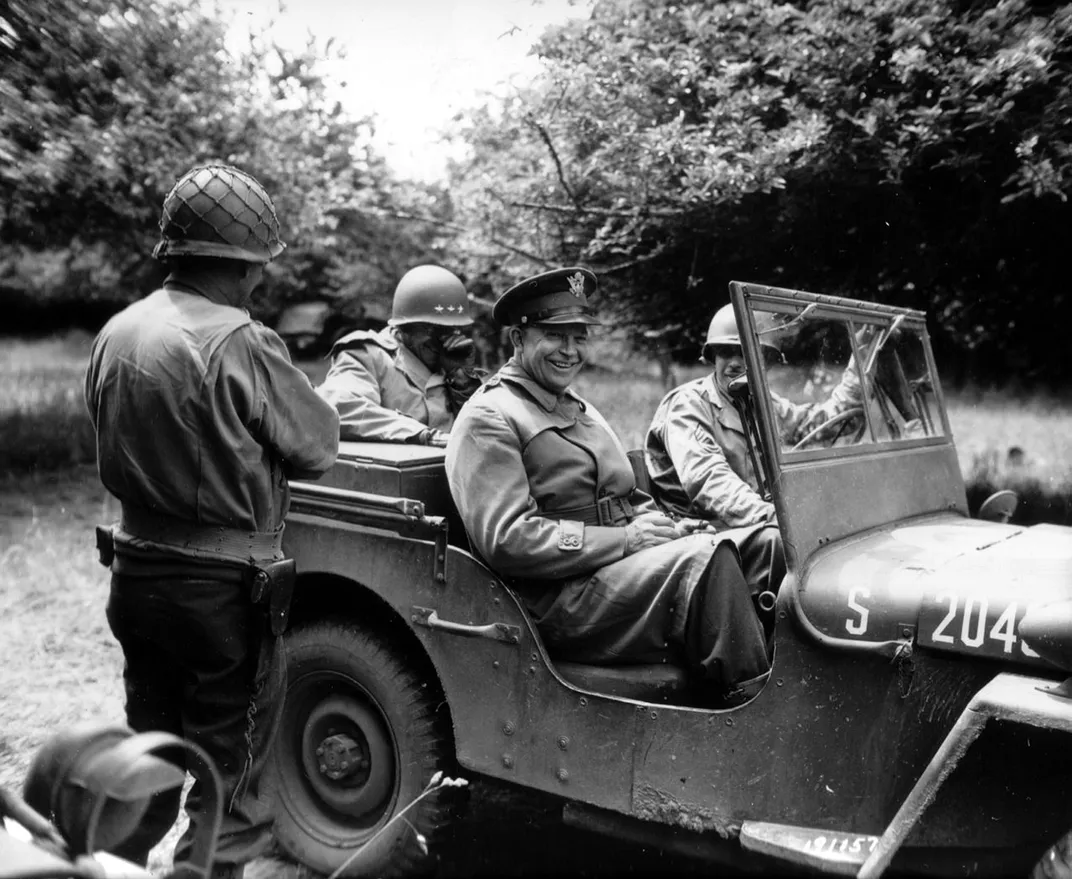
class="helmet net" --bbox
[153,164,285,263]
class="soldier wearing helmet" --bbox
[445,269,772,708]
[317,265,486,446]
[84,164,339,879]
[645,302,861,535]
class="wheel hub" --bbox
[316,733,369,781]
[298,693,394,818]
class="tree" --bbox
[449,0,1072,383]
[0,0,441,331]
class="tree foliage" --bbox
[0,0,446,330]
[450,0,1072,383]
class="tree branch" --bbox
[597,246,672,275]
[523,114,578,207]
[506,199,683,219]
[357,208,556,268]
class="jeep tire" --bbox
[268,620,454,876]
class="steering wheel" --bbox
[789,407,866,452]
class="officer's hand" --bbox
[624,515,679,555]
[439,333,477,371]
[418,428,449,448]
[674,517,717,537]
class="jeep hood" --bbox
[799,515,1072,670]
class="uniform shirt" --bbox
[317,326,453,442]
[645,370,861,528]
[445,359,660,582]
[85,285,339,534]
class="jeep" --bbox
[266,282,1072,878]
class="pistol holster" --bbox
[247,558,297,637]
[94,525,116,568]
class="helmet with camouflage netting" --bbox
[152,164,285,264]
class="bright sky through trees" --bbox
[221,0,586,181]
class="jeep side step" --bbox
[744,673,1072,878]
[739,823,879,875]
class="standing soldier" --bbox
[84,164,340,879]
[317,265,485,446]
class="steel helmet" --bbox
[152,164,285,264]
[701,304,783,363]
[389,265,473,328]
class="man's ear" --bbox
[508,326,524,350]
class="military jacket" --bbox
[645,370,862,528]
[446,359,741,663]
[446,359,664,580]
[84,286,339,534]
[318,326,453,442]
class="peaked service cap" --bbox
[492,267,602,327]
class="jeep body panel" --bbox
[799,514,1072,670]
[283,487,1072,872]
[280,283,1072,876]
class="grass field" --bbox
[3,333,1072,872]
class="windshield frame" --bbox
[729,281,967,570]
[732,285,952,471]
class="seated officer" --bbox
[645,304,861,576]
[445,268,772,708]
[317,265,484,446]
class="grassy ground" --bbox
[4,333,1072,873]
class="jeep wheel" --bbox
[1034,830,1072,879]
[268,620,454,876]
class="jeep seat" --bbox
[553,660,690,703]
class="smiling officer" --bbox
[445,267,771,707]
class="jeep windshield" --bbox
[741,291,949,461]
[729,282,965,567]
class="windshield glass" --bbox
[748,300,945,457]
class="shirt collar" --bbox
[498,358,585,413]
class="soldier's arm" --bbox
[445,403,628,580]
[317,347,435,443]
[236,324,340,478]
[778,358,864,445]
[662,393,776,527]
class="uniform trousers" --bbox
[522,532,772,702]
[104,565,285,870]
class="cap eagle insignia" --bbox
[567,272,587,298]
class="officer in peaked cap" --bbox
[492,266,602,327]
[444,266,773,709]
[318,265,486,446]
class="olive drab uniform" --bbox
[446,360,770,696]
[645,370,862,527]
[85,164,340,877]
[318,326,454,442]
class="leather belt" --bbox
[553,495,635,527]
[118,504,284,565]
